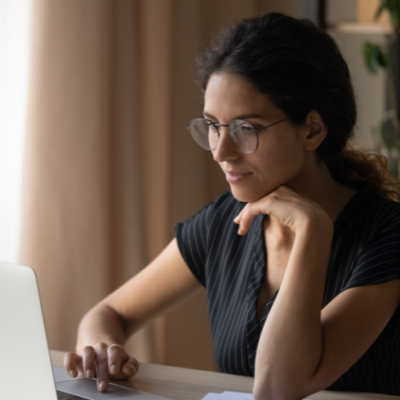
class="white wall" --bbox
[329,24,390,152]
[0,0,33,263]
[327,0,390,152]
[327,0,357,24]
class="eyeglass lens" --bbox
[189,119,258,154]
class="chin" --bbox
[230,179,284,202]
[230,186,268,203]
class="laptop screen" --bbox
[0,261,57,400]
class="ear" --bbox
[301,110,327,151]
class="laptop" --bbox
[0,260,172,400]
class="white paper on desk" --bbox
[202,391,312,400]
[200,392,254,400]
[223,391,254,399]
[223,394,312,400]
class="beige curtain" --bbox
[20,0,154,362]
[20,0,299,371]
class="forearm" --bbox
[76,304,128,354]
[254,220,333,400]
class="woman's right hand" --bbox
[63,239,200,393]
[64,343,139,393]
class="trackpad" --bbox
[53,366,85,382]
[56,379,171,400]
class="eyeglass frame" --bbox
[187,116,289,154]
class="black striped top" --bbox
[175,187,400,396]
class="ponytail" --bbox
[326,144,400,201]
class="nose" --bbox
[212,126,241,162]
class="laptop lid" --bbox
[0,261,172,400]
[0,261,57,400]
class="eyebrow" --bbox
[202,111,264,120]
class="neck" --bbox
[265,153,357,245]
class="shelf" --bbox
[329,22,392,34]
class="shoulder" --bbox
[336,190,400,288]
[340,189,400,242]
[359,191,400,232]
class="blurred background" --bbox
[0,0,392,372]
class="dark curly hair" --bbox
[197,12,400,201]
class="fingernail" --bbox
[86,369,93,378]
[111,365,117,375]
[124,365,135,375]
[69,370,76,378]
[99,380,106,391]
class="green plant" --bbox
[363,0,400,179]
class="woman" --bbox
[65,13,400,399]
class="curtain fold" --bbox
[20,0,150,358]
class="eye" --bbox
[255,125,264,131]
[205,120,219,135]
[238,122,257,134]
[241,125,257,133]
[205,119,217,127]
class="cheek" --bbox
[258,138,304,168]
[256,138,304,177]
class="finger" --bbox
[122,357,139,377]
[64,352,82,378]
[94,343,110,392]
[233,206,247,225]
[82,346,96,379]
[107,344,125,377]
[238,204,262,235]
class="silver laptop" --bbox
[0,260,172,400]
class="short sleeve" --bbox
[175,200,216,288]
[343,208,400,290]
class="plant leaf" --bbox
[381,121,395,150]
[375,3,386,20]
[388,0,400,27]
[377,47,391,70]
[375,0,400,31]
[363,42,380,74]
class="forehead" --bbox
[204,73,279,119]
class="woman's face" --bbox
[204,73,308,203]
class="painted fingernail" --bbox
[111,365,117,375]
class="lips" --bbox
[225,170,252,184]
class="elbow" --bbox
[253,386,307,400]
[253,378,290,400]
[253,385,295,400]
[252,385,273,400]
[253,376,314,400]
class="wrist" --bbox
[293,220,333,268]
[295,214,333,239]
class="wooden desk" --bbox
[51,350,400,400]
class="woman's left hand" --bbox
[233,185,332,235]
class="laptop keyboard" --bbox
[57,390,90,400]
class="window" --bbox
[0,0,33,262]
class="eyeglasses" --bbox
[187,117,289,154]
